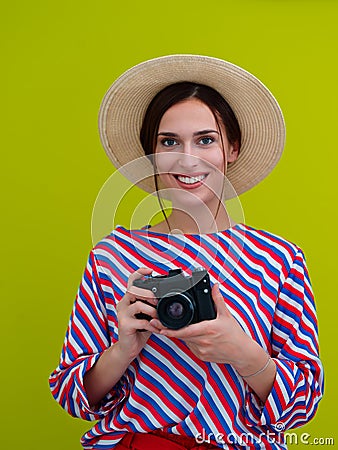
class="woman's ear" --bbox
[227,141,240,164]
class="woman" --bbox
[49,55,324,449]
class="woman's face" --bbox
[154,98,238,209]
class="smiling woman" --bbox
[49,55,324,450]
[151,97,239,233]
[140,81,241,234]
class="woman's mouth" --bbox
[174,173,207,188]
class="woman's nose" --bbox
[177,144,199,169]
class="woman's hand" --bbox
[84,267,161,408]
[115,267,161,362]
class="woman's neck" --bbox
[150,203,234,234]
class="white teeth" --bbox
[177,174,206,184]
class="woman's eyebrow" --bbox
[157,132,178,137]
[157,129,219,137]
[193,129,219,136]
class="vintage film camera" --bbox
[133,268,216,330]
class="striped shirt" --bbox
[49,223,324,449]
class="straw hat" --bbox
[98,54,285,197]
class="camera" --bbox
[133,268,216,330]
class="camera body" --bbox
[133,268,216,330]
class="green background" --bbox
[2,1,337,448]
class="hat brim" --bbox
[99,54,285,198]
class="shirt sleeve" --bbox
[244,248,324,430]
[49,250,129,421]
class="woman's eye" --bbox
[199,137,214,145]
[161,138,178,147]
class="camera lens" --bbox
[157,292,194,329]
[166,301,184,319]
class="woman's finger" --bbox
[128,300,157,319]
[127,285,157,304]
[211,283,231,318]
[127,267,153,288]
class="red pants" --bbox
[115,430,218,449]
